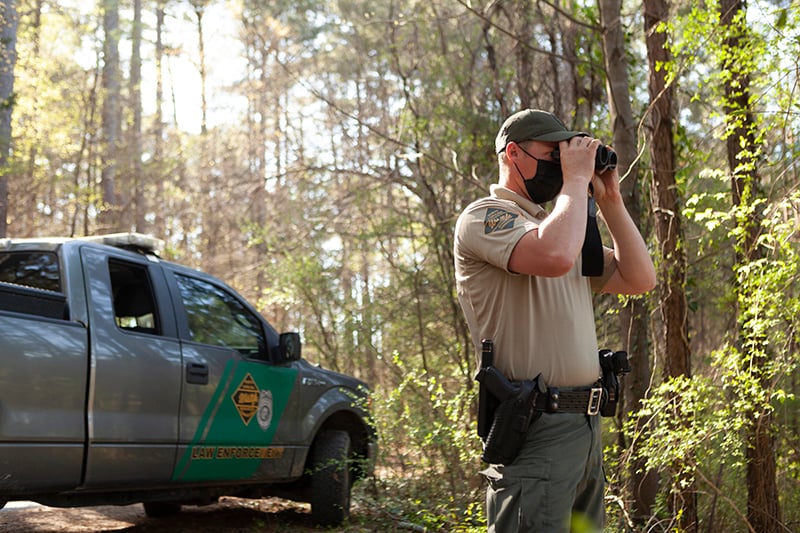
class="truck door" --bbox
[80,247,182,487]
[164,270,299,483]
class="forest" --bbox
[0,0,798,531]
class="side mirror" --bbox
[276,332,302,362]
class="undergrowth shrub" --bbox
[364,355,486,531]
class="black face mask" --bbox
[514,146,563,204]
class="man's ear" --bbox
[504,141,519,161]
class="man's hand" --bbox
[558,136,600,188]
[590,161,623,205]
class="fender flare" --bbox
[299,386,376,476]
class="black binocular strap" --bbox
[582,197,604,277]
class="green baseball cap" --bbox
[495,109,586,153]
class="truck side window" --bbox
[0,251,61,292]
[175,274,264,357]
[110,260,159,335]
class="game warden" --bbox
[454,109,655,532]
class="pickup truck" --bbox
[0,233,376,526]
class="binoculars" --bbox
[552,144,617,173]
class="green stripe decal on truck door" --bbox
[173,360,298,481]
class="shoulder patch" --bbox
[484,207,517,234]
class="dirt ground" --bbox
[0,497,384,533]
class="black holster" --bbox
[475,339,545,465]
[476,343,500,440]
[599,349,631,417]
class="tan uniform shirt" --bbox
[454,185,615,387]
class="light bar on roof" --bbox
[81,233,165,254]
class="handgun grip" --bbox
[476,366,517,402]
[481,338,494,368]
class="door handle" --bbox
[186,362,209,385]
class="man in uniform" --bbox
[454,109,655,532]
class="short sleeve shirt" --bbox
[454,185,615,387]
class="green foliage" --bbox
[628,184,800,528]
[627,376,719,480]
[367,355,485,531]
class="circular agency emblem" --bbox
[257,390,273,431]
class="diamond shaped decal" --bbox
[231,373,260,425]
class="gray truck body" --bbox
[0,234,375,525]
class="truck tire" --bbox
[310,430,352,526]
[143,501,181,517]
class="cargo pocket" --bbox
[483,460,552,532]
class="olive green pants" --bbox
[482,412,604,533]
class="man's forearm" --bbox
[537,179,591,254]
[599,196,656,293]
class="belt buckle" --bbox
[587,387,603,415]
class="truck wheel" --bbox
[310,430,352,526]
[143,501,181,517]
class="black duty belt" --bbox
[533,383,604,416]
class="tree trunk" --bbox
[598,0,658,523]
[0,0,17,238]
[718,0,781,530]
[130,0,144,231]
[100,0,122,232]
[192,0,209,135]
[643,0,696,529]
[512,1,533,107]
[153,0,166,238]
